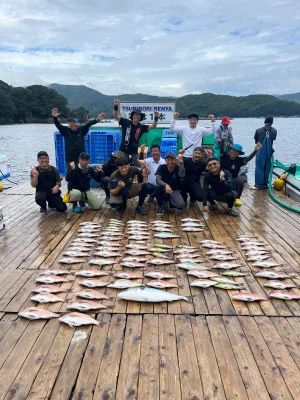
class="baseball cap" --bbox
[37,151,49,158]
[165,152,176,159]
[221,116,231,125]
[68,117,79,122]
[231,144,245,155]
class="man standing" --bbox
[65,152,103,213]
[220,134,262,205]
[213,116,234,159]
[113,100,160,166]
[135,145,165,215]
[109,157,147,212]
[155,152,185,215]
[31,151,66,213]
[251,115,277,189]
[170,112,216,157]
[202,158,239,217]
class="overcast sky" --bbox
[1,0,299,97]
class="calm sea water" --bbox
[0,118,299,186]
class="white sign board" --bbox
[119,102,176,124]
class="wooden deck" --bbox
[0,182,299,399]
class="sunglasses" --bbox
[207,162,218,167]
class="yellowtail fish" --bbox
[214,283,245,290]
[117,286,193,303]
[232,292,269,302]
[120,261,145,268]
[74,270,109,278]
[211,276,243,285]
[107,279,144,289]
[62,251,89,257]
[113,272,144,279]
[246,255,270,261]
[145,271,176,279]
[58,257,83,264]
[212,262,243,270]
[251,261,282,268]
[109,219,125,224]
[149,247,171,253]
[146,258,175,265]
[66,300,107,311]
[30,293,65,303]
[36,275,70,284]
[88,259,116,266]
[18,307,60,320]
[154,232,181,239]
[268,291,300,300]
[75,289,109,300]
[255,270,294,279]
[151,253,172,259]
[79,279,110,288]
[187,269,220,278]
[32,285,69,294]
[222,271,249,277]
[154,244,173,249]
[263,280,297,290]
[190,279,218,288]
[40,269,69,276]
[146,280,178,289]
[59,312,101,327]
[93,251,122,258]
[176,263,209,271]
[175,245,198,249]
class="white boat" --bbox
[272,160,300,202]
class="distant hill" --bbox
[276,92,300,104]
[49,84,300,118]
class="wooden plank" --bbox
[255,316,300,400]
[175,315,204,399]
[286,317,300,338]
[93,314,127,399]
[207,315,249,399]
[159,314,181,400]
[239,316,294,400]
[222,316,270,399]
[116,315,142,399]
[72,313,111,400]
[138,315,159,399]
[191,316,226,399]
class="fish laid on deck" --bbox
[187,269,219,278]
[75,289,109,300]
[31,293,65,303]
[146,280,178,289]
[107,279,144,289]
[74,270,110,277]
[32,285,69,294]
[263,280,298,289]
[190,279,218,288]
[268,290,300,300]
[88,259,116,266]
[66,300,107,311]
[59,312,101,327]
[36,275,71,284]
[212,262,243,269]
[144,271,176,279]
[113,272,144,279]
[232,292,269,302]
[79,279,110,288]
[255,271,294,279]
[58,257,83,264]
[40,268,69,275]
[117,286,193,303]
[18,307,60,320]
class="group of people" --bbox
[31,100,277,217]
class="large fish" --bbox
[58,257,83,264]
[66,300,107,311]
[113,271,144,279]
[246,255,270,261]
[88,259,116,266]
[154,232,181,239]
[146,280,178,289]
[40,269,69,276]
[32,285,68,294]
[36,275,70,284]
[79,279,110,288]
[251,261,282,268]
[232,292,269,302]
[263,280,298,290]
[59,312,101,327]
[74,270,109,278]
[191,279,218,288]
[268,291,300,300]
[146,258,174,265]
[107,279,144,289]
[31,293,65,303]
[75,289,109,300]
[62,251,89,257]
[210,255,237,261]
[93,251,122,258]
[117,286,193,303]
[187,269,219,278]
[255,271,294,279]
[212,262,243,270]
[145,271,176,279]
[18,307,60,320]
[176,263,209,271]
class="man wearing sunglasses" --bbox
[202,158,239,217]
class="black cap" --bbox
[37,151,49,158]
[264,115,273,125]
[165,151,176,159]
[79,152,90,159]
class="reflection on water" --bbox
[0,118,299,185]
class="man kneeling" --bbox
[109,157,145,212]
[65,152,103,213]
[31,151,67,213]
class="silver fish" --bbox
[181,222,205,227]
[79,222,102,226]
[99,231,124,236]
[117,286,193,303]
[66,300,107,311]
[212,262,243,270]
[120,261,145,268]
[182,227,204,232]
[244,250,270,256]
[201,243,227,249]
[154,232,181,239]
[88,259,116,266]
[78,228,101,233]
[187,269,219,278]
[63,251,89,257]
[246,255,270,261]
[198,240,223,245]
[58,257,83,264]
[181,218,202,222]
[59,312,101,327]
[77,233,99,238]
[98,236,123,241]
[173,248,200,254]
[113,272,144,279]
[40,269,69,276]
[68,246,92,253]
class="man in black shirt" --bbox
[202,158,239,217]
[113,99,160,166]
[155,152,185,215]
[220,135,262,205]
[101,151,125,204]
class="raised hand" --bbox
[51,108,60,117]
[96,113,106,121]
[114,99,120,106]
[208,114,215,121]
[96,165,102,172]
[69,161,76,170]
[173,112,180,119]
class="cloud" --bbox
[0,0,300,96]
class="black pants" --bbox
[101,176,111,197]
[35,191,67,212]
[180,179,203,202]
[209,189,236,208]
[233,177,244,199]
[155,186,185,209]
[138,182,155,206]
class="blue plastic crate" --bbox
[162,129,177,138]
[161,138,177,148]
[88,130,122,164]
